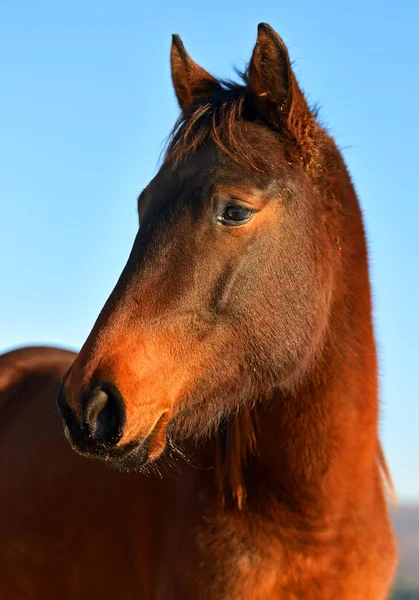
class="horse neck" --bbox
[213,151,380,519]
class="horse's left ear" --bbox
[171,35,221,110]
[247,24,314,144]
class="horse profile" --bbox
[0,24,397,599]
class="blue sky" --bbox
[1,0,418,501]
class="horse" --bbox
[0,23,397,599]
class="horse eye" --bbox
[219,204,255,226]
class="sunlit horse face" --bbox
[57,24,339,469]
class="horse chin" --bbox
[105,440,160,473]
[103,420,170,472]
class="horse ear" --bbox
[171,35,221,110]
[247,24,313,142]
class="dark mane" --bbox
[165,74,285,172]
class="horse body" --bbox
[0,23,396,599]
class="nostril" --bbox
[84,385,125,447]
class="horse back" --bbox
[0,346,75,413]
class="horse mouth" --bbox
[66,435,153,470]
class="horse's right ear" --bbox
[171,35,221,110]
[247,24,314,145]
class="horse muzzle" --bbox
[57,378,170,469]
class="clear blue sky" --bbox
[1,1,418,502]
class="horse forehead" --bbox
[166,155,281,205]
